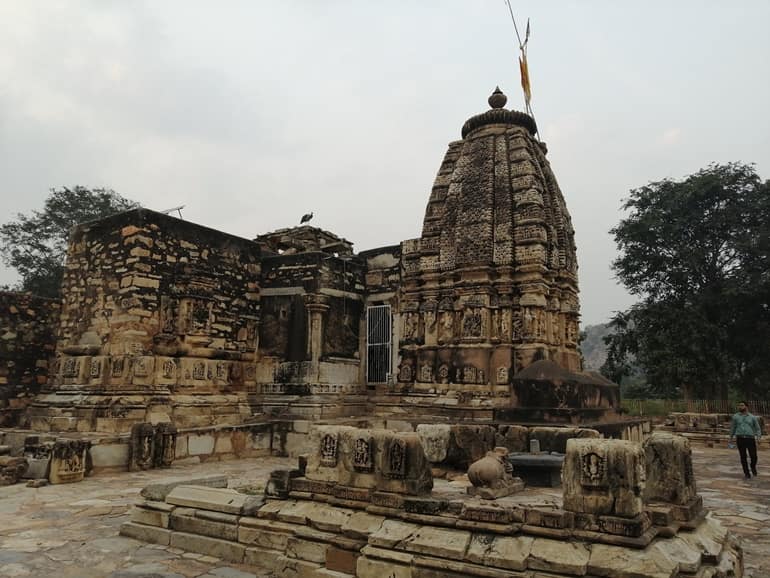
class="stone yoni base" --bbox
[121,483,743,578]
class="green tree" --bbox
[0,187,137,297]
[602,162,770,399]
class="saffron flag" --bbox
[519,53,531,106]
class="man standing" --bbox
[729,402,762,479]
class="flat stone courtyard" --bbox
[0,446,767,578]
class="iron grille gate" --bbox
[366,304,392,384]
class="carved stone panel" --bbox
[580,450,608,489]
[352,437,374,473]
[385,438,407,479]
[153,423,177,468]
[320,433,339,467]
[129,423,155,472]
[50,440,89,484]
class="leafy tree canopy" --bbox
[602,162,770,399]
[0,187,138,297]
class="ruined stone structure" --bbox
[0,292,60,427]
[4,88,618,436]
[120,428,743,577]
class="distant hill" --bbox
[580,323,612,371]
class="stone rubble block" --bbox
[169,508,239,541]
[340,512,386,540]
[286,535,330,564]
[276,500,320,525]
[243,546,284,570]
[527,537,590,575]
[131,500,175,528]
[643,432,698,506]
[305,503,355,533]
[357,554,412,578]
[119,521,171,545]
[169,530,246,563]
[563,438,645,518]
[416,424,451,463]
[368,519,420,548]
[273,555,324,578]
[484,535,534,571]
[653,535,703,574]
[165,485,250,515]
[678,515,727,563]
[400,526,471,560]
[140,474,229,501]
[588,542,679,577]
[238,517,297,550]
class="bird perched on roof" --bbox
[300,212,314,224]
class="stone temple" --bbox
[0,88,744,577]
[7,87,617,437]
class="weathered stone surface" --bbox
[119,521,171,545]
[401,526,471,560]
[643,432,697,505]
[368,519,420,548]
[416,424,451,463]
[49,439,88,484]
[653,536,702,574]
[495,425,529,453]
[341,512,386,539]
[169,531,245,562]
[305,426,432,496]
[170,509,238,541]
[130,501,174,528]
[357,555,412,578]
[165,485,249,514]
[305,503,354,533]
[140,474,228,501]
[445,425,497,468]
[238,517,296,550]
[529,426,601,454]
[243,546,284,570]
[0,456,28,485]
[528,537,590,575]
[588,542,679,577]
[563,438,645,518]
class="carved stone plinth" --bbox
[49,439,89,484]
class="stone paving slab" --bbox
[0,446,767,577]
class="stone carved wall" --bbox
[45,209,261,396]
[0,292,60,427]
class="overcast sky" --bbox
[1,1,768,325]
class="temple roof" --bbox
[415,88,577,276]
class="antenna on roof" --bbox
[160,205,185,219]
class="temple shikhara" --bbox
[0,89,743,577]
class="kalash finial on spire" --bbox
[488,86,507,109]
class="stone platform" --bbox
[0,447,767,577]
[121,476,741,577]
[118,429,745,577]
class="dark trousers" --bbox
[737,436,758,476]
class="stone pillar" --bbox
[563,438,651,537]
[304,295,329,364]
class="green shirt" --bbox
[730,412,761,438]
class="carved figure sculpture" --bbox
[153,423,177,468]
[129,423,156,471]
[467,446,523,499]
